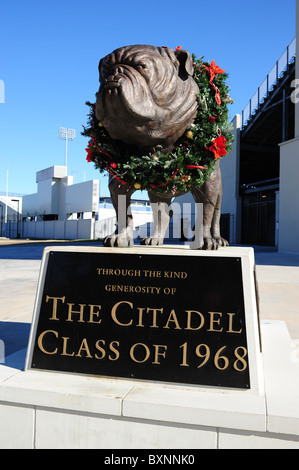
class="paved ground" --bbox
[253,249,299,341]
[0,239,298,367]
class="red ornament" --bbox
[206,60,225,79]
[208,116,217,123]
[110,162,117,169]
[85,147,94,162]
[207,136,228,159]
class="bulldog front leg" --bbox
[104,177,135,247]
[141,192,173,246]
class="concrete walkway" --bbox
[254,248,299,340]
[0,241,298,363]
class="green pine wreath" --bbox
[82,53,234,193]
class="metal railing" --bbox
[241,37,296,129]
[94,216,117,239]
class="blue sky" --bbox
[0,0,296,197]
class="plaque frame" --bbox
[25,246,264,395]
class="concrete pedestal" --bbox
[0,320,298,448]
[0,246,298,449]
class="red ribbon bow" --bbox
[205,60,225,106]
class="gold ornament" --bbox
[98,122,103,127]
[134,182,141,190]
[186,130,193,139]
[180,175,191,183]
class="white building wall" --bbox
[220,114,242,244]
[278,138,299,253]
[57,176,74,220]
[36,166,67,183]
[22,166,99,221]
[22,178,60,217]
[0,196,22,222]
[22,193,41,217]
[65,180,99,217]
[39,179,56,214]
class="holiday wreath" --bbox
[82,53,234,193]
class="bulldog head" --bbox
[96,44,199,152]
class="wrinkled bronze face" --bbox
[96,44,199,152]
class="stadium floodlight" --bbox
[58,127,76,168]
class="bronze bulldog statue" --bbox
[96,44,228,249]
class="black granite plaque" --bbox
[28,250,250,388]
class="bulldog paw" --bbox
[213,236,229,247]
[140,236,163,246]
[103,234,134,248]
[193,237,218,250]
[203,237,219,250]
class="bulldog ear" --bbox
[174,49,194,79]
[98,58,104,82]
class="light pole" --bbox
[12,199,20,238]
[4,168,8,225]
[58,127,76,168]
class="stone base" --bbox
[0,320,298,449]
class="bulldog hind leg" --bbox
[210,186,229,247]
[103,178,135,247]
[191,161,226,250]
